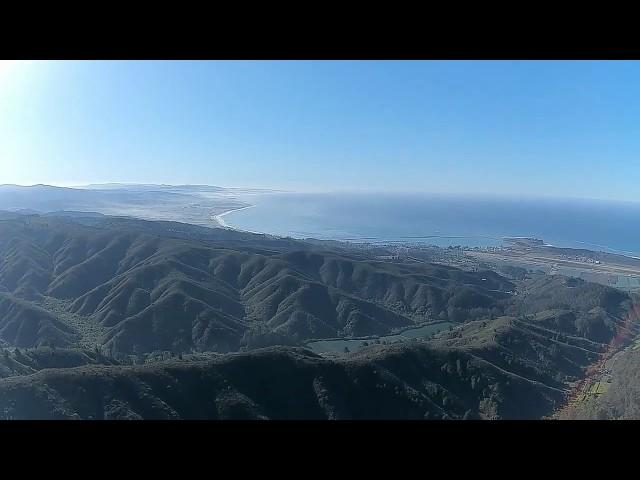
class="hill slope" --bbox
[0,343,564,420]
[0,293,77,348]
[0,214,513,354]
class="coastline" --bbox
[211,204,256,229]
[210,203,640,263]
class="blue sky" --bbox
[1,60,640,200]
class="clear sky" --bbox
[1,60,640,200]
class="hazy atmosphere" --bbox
[2,60,640,200]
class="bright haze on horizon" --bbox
[1,60,640,201]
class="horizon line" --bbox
[2,182,640,205]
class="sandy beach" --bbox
[212,204,256,229]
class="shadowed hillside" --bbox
[4,306,624,421]
[0,346,118,379]
[0,214,513,354]
[0,293,77,348]
[0,343,565,420]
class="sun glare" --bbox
[0,60,17,77]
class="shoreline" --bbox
[211,205,640,262]
[211,204,256,229]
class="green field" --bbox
[306,321,457,354]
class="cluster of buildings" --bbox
[559,254,601,265]
[460,245,512,253]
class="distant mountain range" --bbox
[77,183,285,194]
[78,183,228,192]
[0,183,249,226]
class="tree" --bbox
[343,346,350,354]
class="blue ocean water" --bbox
[225,192,640,256]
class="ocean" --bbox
[224,192,640,256]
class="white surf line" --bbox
[212,205,256,229]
